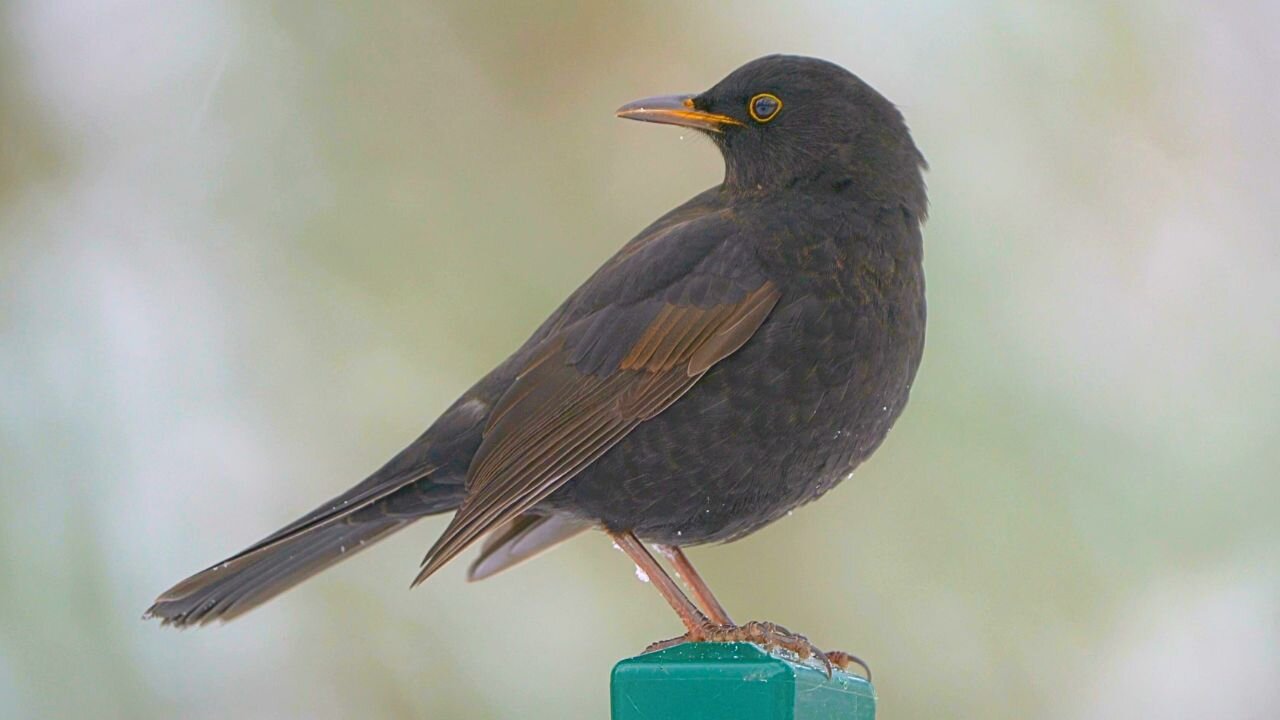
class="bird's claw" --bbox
[822,650,872,682]
[642,620,870,681]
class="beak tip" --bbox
[614,94,738,132]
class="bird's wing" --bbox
[413,220,779,584]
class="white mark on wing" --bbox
[457,397,489,419]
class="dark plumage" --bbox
[146,54,927,662]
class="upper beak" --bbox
[615,94,743,133]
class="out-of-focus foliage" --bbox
[1,1,1276,718]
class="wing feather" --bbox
[412,281,780,584]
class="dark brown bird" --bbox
[146,54,927,673]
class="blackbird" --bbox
[146,54,928,674]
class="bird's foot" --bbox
[643,620,870,680]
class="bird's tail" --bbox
[145,471,463,628]
[144,516,410,627]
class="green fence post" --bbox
[611,643,876,720]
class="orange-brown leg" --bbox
[625,539,872,681]
[609,531,710,635]
[657,545,734,626]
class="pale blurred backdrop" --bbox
[2,1,1277,718]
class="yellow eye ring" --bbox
[748,93,782,123]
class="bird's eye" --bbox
[748,93,782,123]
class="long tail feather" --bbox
[144,516,408,627]
[145,471,465,627]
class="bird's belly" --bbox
[544,292,923,545]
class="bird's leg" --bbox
[609,531,710,636]
[634,541,872,681]
[655,545,734,626]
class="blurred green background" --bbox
[2,1,1277,718]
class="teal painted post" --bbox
[611,643,876,720]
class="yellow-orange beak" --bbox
[615,94,744,133]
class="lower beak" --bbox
[615,94,743,133]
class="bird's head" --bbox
[618,55,926,213]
